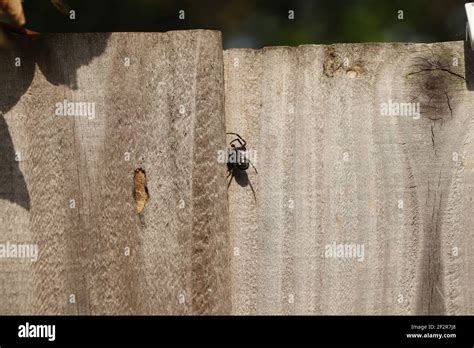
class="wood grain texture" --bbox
[0,31,230,314]
[224,41,474,315]
[2,33,474,315]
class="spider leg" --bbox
[249,160,258,174]
[248,178,257,202]
[227,172,235,190]
[226,132,247,147]
[229,138,245,149]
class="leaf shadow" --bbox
[0,32,111,210]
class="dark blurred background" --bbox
[16,0,473,48]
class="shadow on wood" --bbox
[0,115,30,209]
[464,40,474,90]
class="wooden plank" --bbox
[2,32,474,316]
[0,31,231,314]
[224,41,474,314]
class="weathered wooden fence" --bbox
[1,32,473,314]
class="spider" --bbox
[226,132,258,200]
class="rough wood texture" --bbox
[224,41,474,315]
[0,31,231,314]
[1,33,474,315]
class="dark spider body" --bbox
[227,151,250,171]
[226,132,258,200]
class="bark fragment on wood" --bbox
[133,168,148,214]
